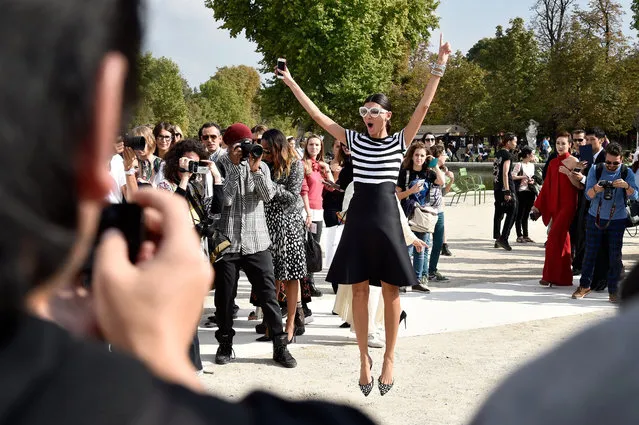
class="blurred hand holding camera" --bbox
[93,189,211,391]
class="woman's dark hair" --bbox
[198,122,221,139]
[499,133,517,148]
[163,139,208,185]
[401,142,429,171]
[153,121,175,155]
[0,0,143,340]
[262,129,295,179]
[518,146,533,161]
[364,93,392,134]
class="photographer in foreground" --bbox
[213,123,297,368]
[571,143,638,303]
[157,139,223,374]
[0,1,371,424]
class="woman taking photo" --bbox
[280,35,451,396]
[512,146,537,244]
[531,132,581,287]
[156,138,224,374]
[396,142,443,292]
[493,133,519,251]
[130,125,162,187]
[260,129,307,343]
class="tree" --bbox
[197,65,261,128]
[132,52,189,129]
[390,51,487,133]
[531,0,577,50]
[575,0,625,60]
[633,0,639,35]
[467,18,542,135]
[205,0,439,131]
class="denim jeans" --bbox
[428,212,445,276]
[407,232,431,281]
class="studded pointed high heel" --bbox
[358,354,374,397]
[399,310,407,329]
[378,377,395,396]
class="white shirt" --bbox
[107,154,126,203]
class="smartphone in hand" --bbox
[276,58,286,79]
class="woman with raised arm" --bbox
[279,35,451,397]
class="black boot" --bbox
[273,334,297,368]
[215,334,235,365]
[294,302,305,336]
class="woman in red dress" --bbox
[532,131,583,286]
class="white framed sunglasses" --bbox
[359,106,388,118]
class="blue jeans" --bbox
[407,232,431,282]
[429,212,445,276]
[579,215,625,294]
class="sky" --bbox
[144,0,636,88]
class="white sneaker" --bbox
[201,361,215,375]
[367,333,384,348]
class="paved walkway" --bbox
[198,192,637,425]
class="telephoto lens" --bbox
[124,135,146,151]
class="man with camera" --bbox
[571,142,638,303]
[213,123,297,368]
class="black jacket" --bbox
[0,316,375,425]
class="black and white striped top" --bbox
[345,129,406,185]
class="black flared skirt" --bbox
[325,182,415,287]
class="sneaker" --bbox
[441,243,452,256]
[571,287,591,299]
[609,294,619,304]
[428,272,449,282]
[273,335,297,368]
[214,341,235,365]
[202,361,215,375]
[523,237,535,243]
[495,238,513,251]
[412,284,431,293]
[516,237,525,243]
[367,333,385,348]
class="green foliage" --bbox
[197,65,261,128]
[467,18,541,134]
[205,0,439,130]
[132,52,189,130]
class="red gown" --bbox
[534,152,578,286]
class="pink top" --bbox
[301,159,325,210]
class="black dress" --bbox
[325,129,414,287]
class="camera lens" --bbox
[251,144,263,157]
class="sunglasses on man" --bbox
[359,106,388,118]
[605,161,621,166]
[201,134,219,141]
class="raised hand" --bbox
[437,33,452,65]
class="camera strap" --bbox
[595,198,615,230]
[186,184,206,227]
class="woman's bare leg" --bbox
[285,280,299,340]
[351,281,371,385]
[380,281,401,385]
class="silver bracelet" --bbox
[431,63,446,77]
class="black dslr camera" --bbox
[240,140,263,161]
[598,180,615,200]
[195,219,217,239]
[123,135,146,151]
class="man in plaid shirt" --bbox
[213,123,297,369]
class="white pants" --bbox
[333,284,384,335]
[323,224,344,269]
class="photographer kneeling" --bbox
[572,142,639,303]
[157,138,223,373]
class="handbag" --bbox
[409,205,439,233]
[305,230,323,273]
